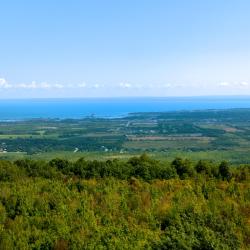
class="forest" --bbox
[0,154,249,249]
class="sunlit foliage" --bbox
[0,155,249,249]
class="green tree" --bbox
[219,161,231,180]
[171,157,194,179]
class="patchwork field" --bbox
[1,109,250,163]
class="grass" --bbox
[1,149,250,165]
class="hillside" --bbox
[0,155,249,249]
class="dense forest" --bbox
[0,154,249,249]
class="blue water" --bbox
[0,97,250,120]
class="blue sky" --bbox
[1,0,250,98]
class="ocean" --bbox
[0,96,250,120]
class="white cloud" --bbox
[218,81,250,88]
[3,78,249,96]
[93,84,100,89]
[17,81,39,89]
[78,82,87,88]
[16,83,26,88]
[239,81,249,86]
[40,82,51,88]
[0,78,12,88]
[15,81,67,89]
[16,81,52,89]
[0,78,93,90]
[219,81,230,87]
[119,82,132,88]
[54,83,64,89]
[0,78,7,87]
[30,81,38,88]
[162,83,172,88]
[119,82,177,89]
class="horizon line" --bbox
[1,94,250,101]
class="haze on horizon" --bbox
[1,0,250,98]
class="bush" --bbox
[0,160,24,182]
[219,161,231,180]
[171,157,195,179]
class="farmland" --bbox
[1,108,250,163]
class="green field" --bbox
[1,109,250,163]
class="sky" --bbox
[1,0,250,98]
